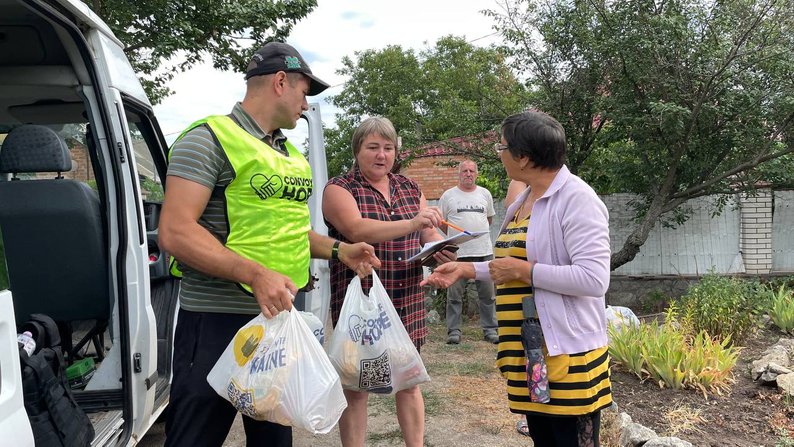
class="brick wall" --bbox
[401,155,467,200]
[68,143,95,183]
[30,143,95,183]
[740,188,773,274]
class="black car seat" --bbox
[0,124,109,359]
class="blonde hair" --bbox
[351,116,399,161]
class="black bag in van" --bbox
[18,314,94,447]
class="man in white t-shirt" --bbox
[439,160,498,344]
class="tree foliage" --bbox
[82,0,317,103]
[487,0,794,269]
[324,36,528,189]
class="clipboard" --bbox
[408,230,489,266]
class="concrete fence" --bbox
[430,186,794,277]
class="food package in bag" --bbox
[326,271,430,395]
[207,309,346,434]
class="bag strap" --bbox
[29,313,62,348]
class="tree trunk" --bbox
[610,207,658,270]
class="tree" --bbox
[82,0,317,103]
[488,0,794,270]
[324,36,528,188]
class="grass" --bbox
[367,389,444,417]
[367,428,404,444]
[422,390,444,416]
[363,390,444,445]
[368,394,396,417]
[599,408,622,447]
[663,403,706,437]
[776,430,794,447]
[429,360,494,376]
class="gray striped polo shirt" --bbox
[167,102,288,314]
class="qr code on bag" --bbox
[359,350,392,393]
[227,380,257,418]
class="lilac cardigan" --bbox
[474,165,610,356]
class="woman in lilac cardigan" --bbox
[422,111,612,446]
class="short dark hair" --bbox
[500,111,566,170]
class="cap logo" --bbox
[285,56,301,70]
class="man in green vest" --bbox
[159,42,380,447]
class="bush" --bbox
[677,273,763,344]
[608,317,646,378]
[429,288,447,318]
[638,288,670,314]
[609,305,741,395]
[767,284,794,334]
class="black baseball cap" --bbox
[245,42,330,96]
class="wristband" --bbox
[331,240,341,260]
[529,262,535,285]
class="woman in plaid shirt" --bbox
[323,116,455,447]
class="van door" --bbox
[117,98,178,426]
[0,290,34,447]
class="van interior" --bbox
[0,0,177,443]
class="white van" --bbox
[0,0,331,444]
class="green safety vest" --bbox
[169,115,312,291]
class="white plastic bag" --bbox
[605,305,640,334]
[206,309,346,434]
[326,271,430,394]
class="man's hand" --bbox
[249,268,298,319]
[489,257,533,285]
[420,261,470,289]
[339,242,381,278]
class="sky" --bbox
[153,0,504,144]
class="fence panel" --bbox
[433,193,743,275]
[772,190,794,272]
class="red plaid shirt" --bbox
[326,168,428,348]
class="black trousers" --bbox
[165,309,292,447]
[524,411,601,447]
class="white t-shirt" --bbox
[439,186,495,257]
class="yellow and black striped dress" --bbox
[494,214,612,416]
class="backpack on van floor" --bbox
[18,313,94,447]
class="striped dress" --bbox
[494,214,612,416]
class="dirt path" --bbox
[138,321,527,447]
[293,322,527,446]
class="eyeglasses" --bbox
[493,143,509,153]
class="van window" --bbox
[124,116,164,203]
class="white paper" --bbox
[407,230,489,263]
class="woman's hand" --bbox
[432,248,457,265]
[420,261,472,289]
[489,257,533,285]
[411,206,442,232]
[339,242,382,278]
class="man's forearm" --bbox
[309,230,338,259]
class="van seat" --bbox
[0,125,109,358]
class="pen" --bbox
[441,220,471,235]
